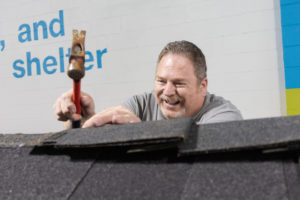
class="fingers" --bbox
[53,89,82,122]
[82,111,113,128]
[112,113,141,124]
[82,106,141,128]
[80,92,96,119]
[54,90,139,129]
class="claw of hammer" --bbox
[68,30,86,80]
[67,30,86,128]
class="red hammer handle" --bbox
[73,80,81,115]
[72,80,81,128]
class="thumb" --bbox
[80,94,95,117]
[81,95,93,107]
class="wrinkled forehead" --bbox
[155,53,196,75]
[156,53,194,69]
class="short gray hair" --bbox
[157,41,207,82]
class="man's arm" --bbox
[82,106,141,128]
[53,90,141,129]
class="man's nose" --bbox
[163,82,176,96]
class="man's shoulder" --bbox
[195,92,243,124]
[206,93,231,105]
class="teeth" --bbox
[164,100,179,105]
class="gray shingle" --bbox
[0,147,95,200]
[180,115,300,156]
[42,118,192,149]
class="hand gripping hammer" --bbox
[67,30,86,128]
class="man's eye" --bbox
[157,79,166,83]
[175,82,185,86]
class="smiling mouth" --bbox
[164,99,180,106]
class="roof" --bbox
[1,116,300,200]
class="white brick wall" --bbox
[0,0,285,133]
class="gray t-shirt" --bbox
[122,91,242,124]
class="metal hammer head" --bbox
[67,30,86,80]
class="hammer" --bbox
[67,30,86,128]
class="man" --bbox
[54,41,242,129]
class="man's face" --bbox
[154,53,207,119]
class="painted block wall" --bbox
[280,0,300,115]
[0,0,285,133]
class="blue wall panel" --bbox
[281,3,300,26]
[282,25,300,46]
[281,0,300,89]
[285,67,300,89]
[283,46,300,67]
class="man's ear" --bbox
[201,77,208,87]
[200,77,208,95]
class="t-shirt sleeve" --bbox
[121,92,150,120]
[121,96,140,117]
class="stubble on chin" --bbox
[174,107,186,118]
[160,104,186,119]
